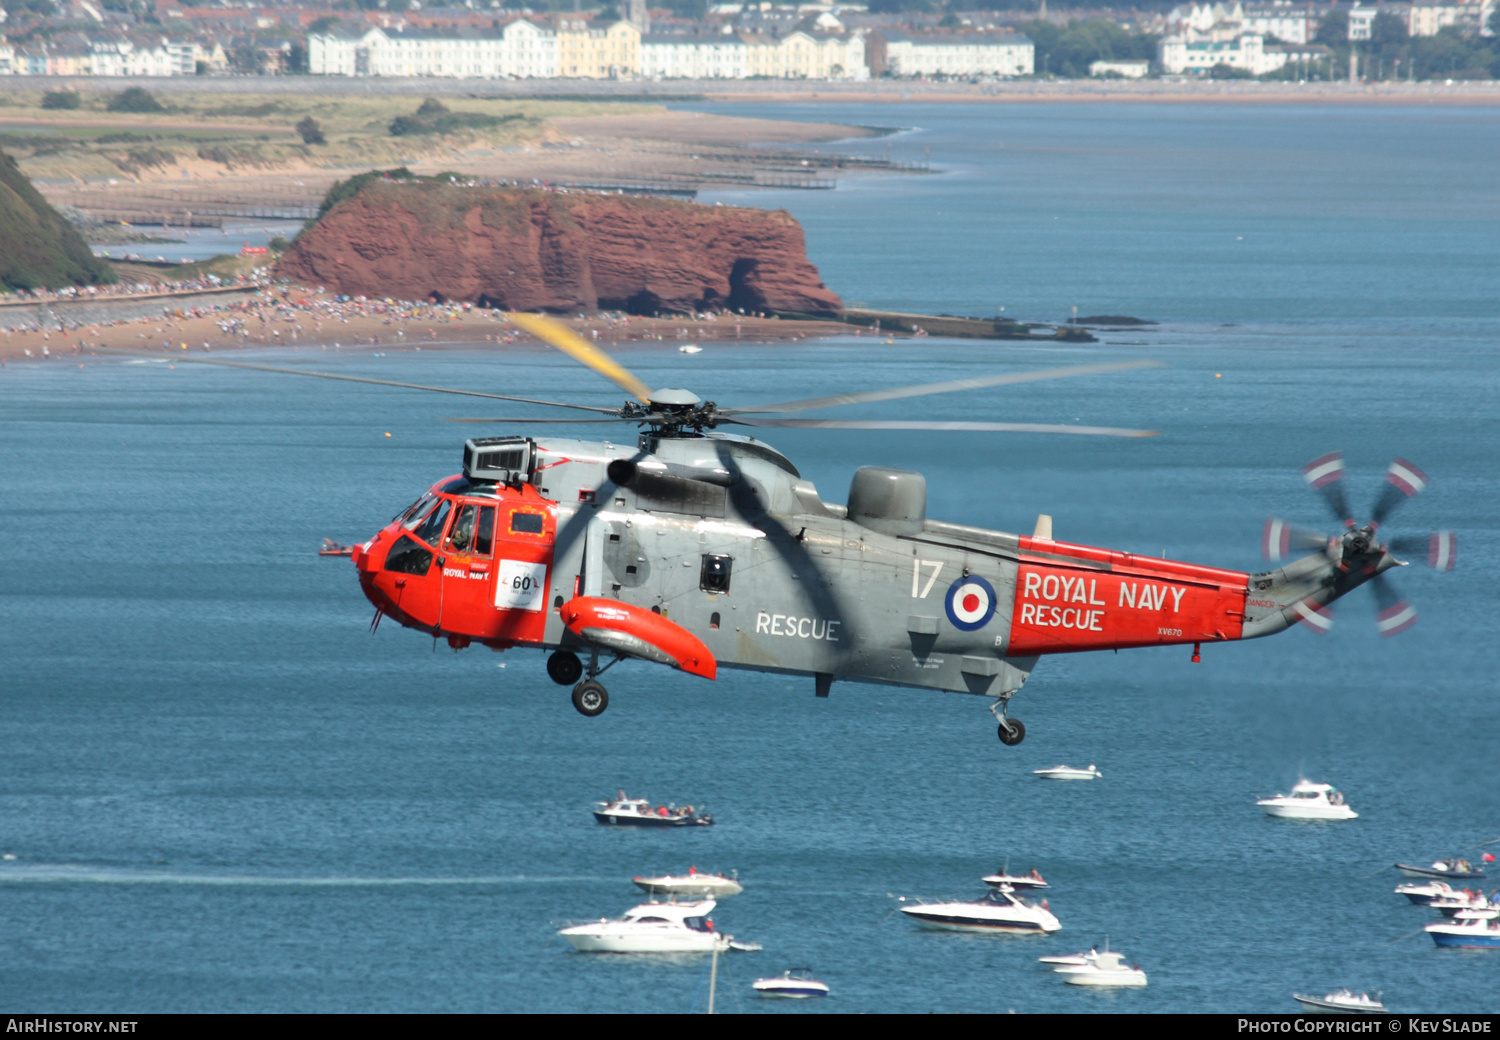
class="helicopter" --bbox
[200,313,1455,745]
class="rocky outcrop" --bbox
[275,182,841,315]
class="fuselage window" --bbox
[473,505,495,555]
[700,554,732,594]
[411,498,452,547]
[511,511,544,534]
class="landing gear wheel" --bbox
[547,650,583,686]
[997,718,1026,746]
[572,679,608,717]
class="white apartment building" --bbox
[309,20,557,78]
[1408,0,1494,35]
[1159,32,1291,73]
[1089,59,1150,77]
[640,33,747,78]
[1242,3,1320,43]
[882,32,1033,77]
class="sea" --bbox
[2,101,1498,1013]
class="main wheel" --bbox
[547,650,583,686]
[572,679,609,717]
[997,718,1026,746]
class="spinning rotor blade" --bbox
[1371,573,1419,637]
[504,312,653,403]
[165,358,620,413]
[1387,531,1457,572]
[442,417,636,424]
[727,418,1158,437]
[1372,457,1430,526]
[720,360,1163,416]
[1291,598,1336,635]
[1302,452,1354,527]
[1262,518,1331,562]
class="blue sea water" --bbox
[1,103,1498,1013]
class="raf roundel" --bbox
[945,575,998,631]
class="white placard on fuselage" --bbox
[495,560,547,612]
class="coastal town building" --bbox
[879,32,1034,77]
[556,17,640,78]
[1159,31,1288,73]
[1241,3,1322,44]
[640,33,748,79]
[1089,58,1151,77]
[308,20,559,78]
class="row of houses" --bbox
[308,20,876,80]
[1165,0,1496,44]
[0,34,225,76]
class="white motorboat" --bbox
[900,884,1061,934]
[1430,889,1498,918]
[1034,764,1102,781]
[1293,990,1387,1013]
[1426,916,1500,949]
[593,790,713,828]
[678,344,703,354]
[633,868,743,898]
[1040,949,1097,971]
[1256,779,1358,820]
[1056,949,1147,987]
[752,971,829,998]
[1395,880,1456,905]
[559,898,731,953]
[982,867,1049,891]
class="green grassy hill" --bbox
[0,149,115,291]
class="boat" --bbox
[1395,858,1485,881]
[318,538,353,557]
[593,791,713,827]
[558,898,731,953]
[1033,764,1102,781]
[1426,916,1500,949]
[678,344,702,354]
[1056,949,1147,987]
[982,867,1049,891]
[1394,880,1457,905]
[899,884,1061,934]
[1429,890,1498,918]
[752,971,829,998]
[633,868,743,898]
[1040,949,1096,970]
[1256,779,1358,820]
[1293,990,1387,1013]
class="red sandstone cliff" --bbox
[275,183,842,315]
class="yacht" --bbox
[982,868,1049,891]
[1394,880,1456,905]
[1426,916,1500,949]
[752,971,829,998]
[593,791,713,828]
[1256,780,1358,820]
[899,885,1061,934]
[558,899,731,953]
[1056,949,1147,987]
[1040,949,1096,971]
[1395,858,1485,881]
[633,869,743,898]
[1293,990,1387,1013]
[1034,764,1102,781]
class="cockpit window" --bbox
[395,493,434,526]
[447,504,478,553]
[411,498,451,547]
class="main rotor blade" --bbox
[1302,452,1354,527]
[505,312,653,403]
[727,418,1158,437]
[719,359,1163,416]
[1262,518,1330,561]
[1371,573,1418,637]
[441,417,633,424]
[162,358,620,413]
[1372,457,1429,526]
[1388,531,1456,572]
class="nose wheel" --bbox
[989,696,1025,746]
[572,679,609,717]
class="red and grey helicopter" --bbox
[209,315,1455,745]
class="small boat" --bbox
[1395,858,1485,881]
[678,344,702,354]
[1429,890,1499,918]
[1034,764,1102,781]
[752,970,829,998]
[1293,990,1387,1013]
[318,538,354,557]
[1426,916,1500,949]
[634,869,743,898]
[1040,949,1096,970]
[1394,880,1456,905]
[899,884,1061,934]
[593,791,713,828]
[1257,779,1358,820]
[558,898,731,953]
[1056,949,1147,987]
[983,867,1049,891]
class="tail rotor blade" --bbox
[1372,573,1419,637]
[1262,518,1330,561]
[1372,457,1430,525]
[1292,598,1336,634]
[1387,531,1456,571]
[1302,452,1353,526]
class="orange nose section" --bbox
[561,597,717,680]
